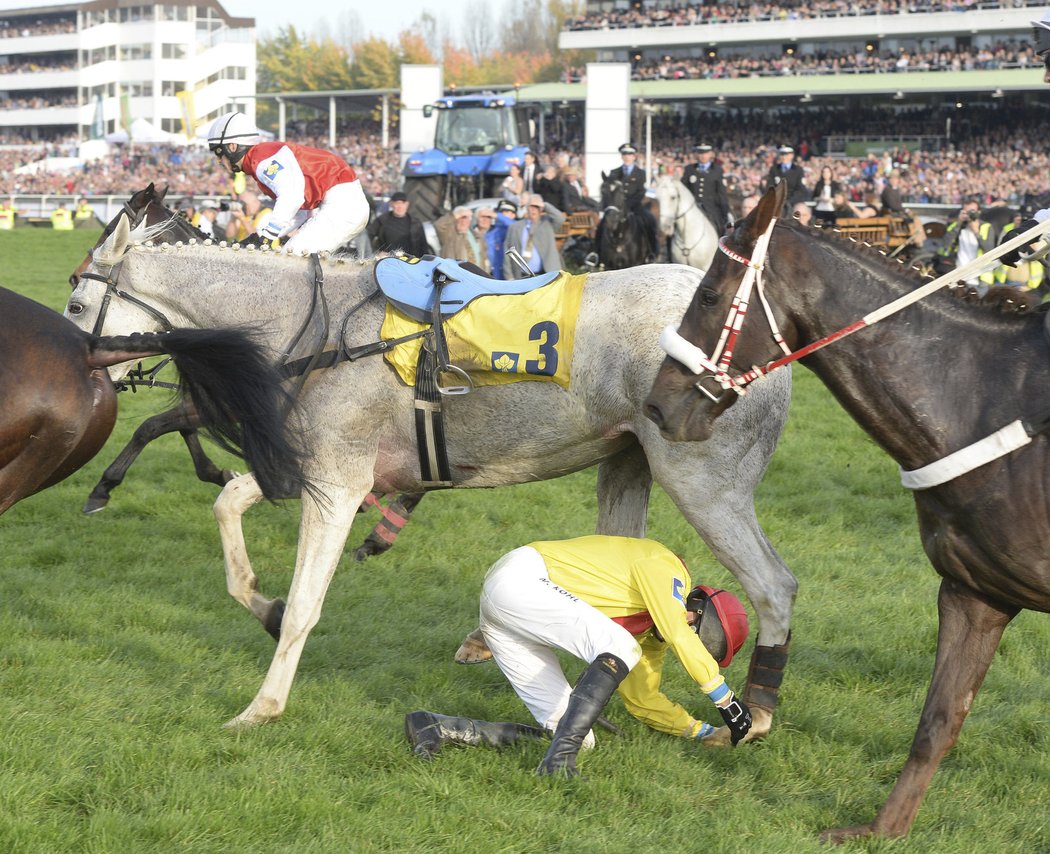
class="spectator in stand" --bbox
[535,164,565,210]
[811,165,844,225]
[501,163,525,206]
[560,166,598,212]
[505,193,565,278]
[197,199,220,238]
[367,190,428,257]
[487,199,518,279]
[522,150,540,195]
[226,190,273,242]
[435,205,490,272]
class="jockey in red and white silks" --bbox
[208,112,370,254]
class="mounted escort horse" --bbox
[595,173,652,270]
[654,174,720,272]
[66,214,798,737]
[68,185,419,560]
[644,180,1050,841]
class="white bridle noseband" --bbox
[659,216,788,400]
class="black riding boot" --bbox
[405,710,546,759]
[536,653,629,777]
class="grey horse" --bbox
[66,217,794,731]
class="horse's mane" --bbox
[100,233,373,270]
[785,219,1042,318]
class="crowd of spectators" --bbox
[0,18,75,39]
[1,105,1047,214]
[566,0,1038,31]
[630,40,1037,79]
[0,57,78,74]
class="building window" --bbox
[120,44,153,61]
[161,80,187,96]
[159,5,190,21]
[162,43,188,59]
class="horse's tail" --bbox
[88,329,311,502]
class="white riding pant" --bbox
[479,546,642,746]
[284,180,369,255]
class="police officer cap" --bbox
[777,145,795,155]
[389,191,408,203]
[497,200,518,214]
[694,143,713,153]
[618,143,638,154]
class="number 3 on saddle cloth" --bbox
[373,255,587,487]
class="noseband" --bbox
[659,217,788,400]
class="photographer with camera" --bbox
[223,191,273,244]
[934,200,995,289]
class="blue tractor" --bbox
[402,93,535,222]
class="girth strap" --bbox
[414,337,454,488]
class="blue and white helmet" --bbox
[1032,10,1050,57]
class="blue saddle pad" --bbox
[374,255,560,322]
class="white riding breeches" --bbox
[479,546,642,744]
[283,180,369,255]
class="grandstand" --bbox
[0,0,255,145]
[554,0,1045,154]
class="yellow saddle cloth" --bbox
[381,272,587,389]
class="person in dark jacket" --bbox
[607,143,658,260]
[366,191,429,257]
[765,145,806,215]
[681,142,730,234]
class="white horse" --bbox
[67,219,794,735]
[655,174,720,271]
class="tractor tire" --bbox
[403,175,447,223]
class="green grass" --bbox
[0,228,1048,853]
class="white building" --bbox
[0,0,255,144]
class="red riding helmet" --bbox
[685,585,749,667]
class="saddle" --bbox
[374,255,559,323]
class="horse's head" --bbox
[654,175,681,237]
[600,174,625,212]
[66,213,180,379]
[644,182,803,441]
[68,183,202,288]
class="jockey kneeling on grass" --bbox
[207,112,369,254]
[405,535,752,777]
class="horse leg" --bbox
[639,369,795,744]
[83,404,201,513]
[456,445,653,665]
[821,576,1017,843]
[353,492,425,561]
[595,443,651,537]
[213,473,284,639]
[182,428,239,487]
[226,480,365,728]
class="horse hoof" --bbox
[223,706,280,730]
[82,497,109,514]
[700,705,773,747]
[818,824,876,844]
[454,628,492,664]
[263,599,285,641]
[221,469,241,484]
[353,541,387,562]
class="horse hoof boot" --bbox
[404,711,444,759]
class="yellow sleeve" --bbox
[632,555,724,695]
[617,634,719,738]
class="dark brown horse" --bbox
[643,181,1050,841]
[71,185,421,561]
[0,285,307,517]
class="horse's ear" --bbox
[99,212,132,262]
[739,185,784,246]
[601,170,607,181]
[144,182,155,196]
[157,184,169,202]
